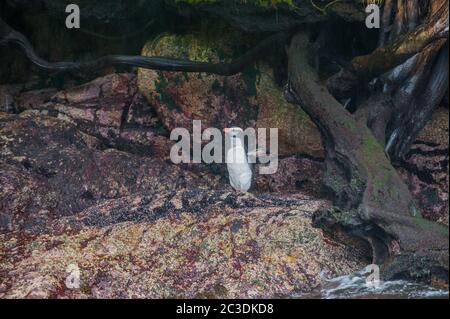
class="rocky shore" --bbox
[0,71,363,298]
[1,68,447,297]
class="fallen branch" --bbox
[0,17,286,76]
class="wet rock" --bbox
[18,73,172,158]
[16,88,58,112]
[0,84,58,114]
[0,190,367,299]
[0,112,219,232]
[137,33,323,157]
[398,108,449,226]
[0,104,366,298]
[255,156,324,195]
[0,85,22,113]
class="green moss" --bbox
[413,216,449,237]
[361,134,384,166]
[342,119,358,134]
[358,133,400,204]
[154,72,180,111]
[329,175,347,193]
[242,65,260,97]
[153,122,169,136]
[372,178,385,195]
[350,176,364,193]
[150,32,236,63]
[325,207,360,227]
[370,167,396,204]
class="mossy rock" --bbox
[138,31,323,157]
[138,31,260,132]
[255,64,323,157]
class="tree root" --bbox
[287,32,448,282]
[0,17,287,76]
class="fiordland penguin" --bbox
[224,127,253,192]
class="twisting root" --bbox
[0,17,286,76]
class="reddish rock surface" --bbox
[9,73,173,159]
[255,156,324,196]
[0,73,368,298]
[0,112,220,233]
[398,108,449,226]
[1,72,446,298]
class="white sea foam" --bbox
[317,269,449,299]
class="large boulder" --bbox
[255,66,324,157]
[138,32,260,132]
[137,33,323,157]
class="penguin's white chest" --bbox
[226,145,252,192]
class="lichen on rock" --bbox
[0,189,367,298]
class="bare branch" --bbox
[0,17,286,76]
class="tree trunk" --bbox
[327,0,449,161]
[286,32,448,282]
